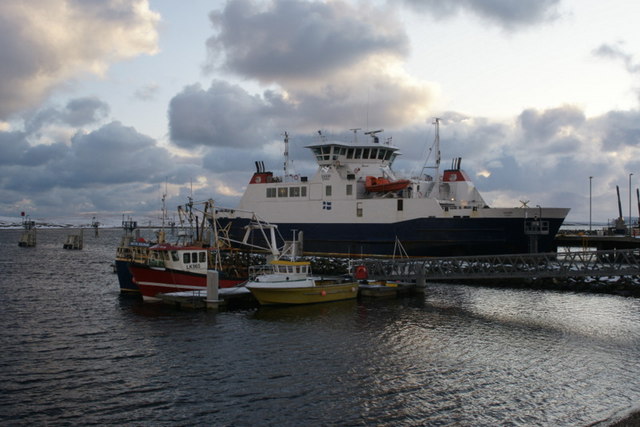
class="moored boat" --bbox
[219,121,570,257]
[245,259,358,305]
[114,219,151,294]
[129,243,246,301]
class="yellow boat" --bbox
[245,259,358,305]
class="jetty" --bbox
[63,229,83,250]
[18,215,36,247]
[359,249,640,294]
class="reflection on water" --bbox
[1,229,640,426]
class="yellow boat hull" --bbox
[248,282,358,305]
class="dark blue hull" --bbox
[220,216,565,257]
[115,259,139,293]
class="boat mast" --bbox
[283,131,289,178]
[434,117,441,189]
[420,118,441,186]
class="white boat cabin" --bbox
[147,244,208,273]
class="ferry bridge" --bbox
[359,249,640,283]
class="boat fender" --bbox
[321,290,326,296]
[354,265,368,280]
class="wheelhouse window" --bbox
[362,148,370,159]
[183,253,190,264]
[325,185,332,196]
[370,149,378,159]
[347,148,354,159]
[199,252,206,263]
[355,148,362,159]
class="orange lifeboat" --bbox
[365,176,411,193]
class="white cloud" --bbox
[0,0,160,119]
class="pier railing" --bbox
[361,249,640,282]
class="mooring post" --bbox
[206,270,221,309]
[415,265,427,292]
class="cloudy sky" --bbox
[1,0,639,225]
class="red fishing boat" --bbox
[129,243,246,301]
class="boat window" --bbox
[192,252,198,263]
[389,153,397,163]
[171,251,179,261]
[199,252,206,263]
[289,187,300,197]
[302,266,307,274]
[183,253,190,264]
[266,188,276,198]
[397,199,404,211]
[357,202,363,217]
[278,187,288,197]
[346,184,353,196]
[347,148,354,159]
[354,148,362,159]
[325,185,332,196]
[370,149,378,159]
[362,148,370,159]
[301,186,307,197]
[321,146,331,160]
[378,149,386,159]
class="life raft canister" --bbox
[354,265,368,280]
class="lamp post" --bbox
[589,176,593,235]
[630,173,634,235]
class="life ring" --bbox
[255,176,261,183]
[294,174,299,180]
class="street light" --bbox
[589,176,593,235]
[630,173,634,235]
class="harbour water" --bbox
[1,228,640,426]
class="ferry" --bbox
[219,120,570,257]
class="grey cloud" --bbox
[0,131,30,165]
[596,110,640,151]
[61,97,110,127]
[168,81,274,149]
[593,43,640,74]
[206,0,409,82]
[169,73,435,150]
[400,0,561,30]
[134,84,160,101]
[519,106,585,143]
[24,97,110,133]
